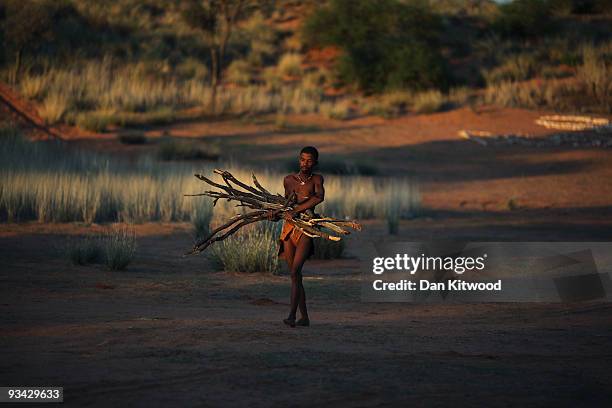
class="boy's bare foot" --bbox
[283,317,296,328]
[296,317,310,327]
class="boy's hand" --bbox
[266,209,281,221]
[283,210,296,221]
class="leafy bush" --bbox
[303,0,450,93]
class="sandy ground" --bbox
[2,106,612,406]
[1,219,612,407]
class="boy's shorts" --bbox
[277,221,315,260]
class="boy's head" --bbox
[299,146,318,173]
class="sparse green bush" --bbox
[577,45,611,110]
[412,90,446,113]
[262,67,283,91]
[66,234,104,265]
[365,91,413,118]
[319,99,353,120]
[207,222,280,273]
[483,54,538,85]
[192,200,213,239]
[313,237,345,259]
[102,226,137,271]
[175,57,209,81]
[75,110,116,132]
[226,59,254,86]
[277,53,303,77]
[156,138,219,161]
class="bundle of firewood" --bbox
[184,169,361,255]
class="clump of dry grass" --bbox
[38,93,70,124]
[483,53,537,85]
[65,226,137,270]
[207,222,280,273]
[66,233,105,265]
[319,99,353,120]
[412,90,446,113]
[102,226,137,271]
[577,45,611,110]
[0,126,420,224]
[277,53,303,77]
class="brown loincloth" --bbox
[277,221,315,260]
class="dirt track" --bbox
[1,219,611,407]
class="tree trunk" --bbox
[210,48,218,115]
[12,49,22,85]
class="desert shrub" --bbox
[312,237,345,259]
[75,110,116,132]
[262,67,283,90]
[493,0,556,38]
[483,54,538,85]
[66,234,104,265]
[412,90,446,113]
[175,57,209,81]
[303,0,449,93]
[192,200,213,239]
[277,53,303,77]
[577,45,611,109]
[207,222,280,273]
[102,226,137,271]
[118,131,147,145]
[38,92,70,124]
[226,59,254,86]
[242,11,278,66]
[319,99,353,120]
[364,91,413,118]
[301,69,329,91]
[157,138,219,161]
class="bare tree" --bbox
[181,0,266,113]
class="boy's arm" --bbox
[283,175,290,199]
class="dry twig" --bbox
[185,169,361,255]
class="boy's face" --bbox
[299,153,317,173]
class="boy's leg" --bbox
[283,240,297,321]
[289,237,312,320]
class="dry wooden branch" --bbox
[185,169,362,255]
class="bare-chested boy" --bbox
[278,146,324,328]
